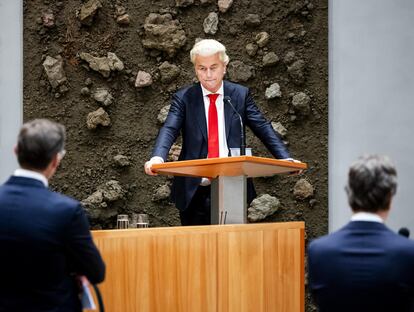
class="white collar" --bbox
[200,82,224,97]
[13,168,49,187]
[351,211,384,223]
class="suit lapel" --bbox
[193,83,208,142]
[224,80,237,140]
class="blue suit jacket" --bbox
[308,221,414,312]
[0,176,105,312]
[152,80,290,211]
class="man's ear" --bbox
[13,145,18,155]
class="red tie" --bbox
[207,93,219,158]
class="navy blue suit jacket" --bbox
[152,80,290,211]
[0,176,105,312]
[308,221,414,312]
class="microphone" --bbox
[398,227,410,238]
[224,96,246,156]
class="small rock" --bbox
[263,52,279,67]
[113,154,131,167]
[79,52,124,78]
[93,88,113,106]
[59,85,69,93]
[115,5,126,16]
[203,12,219,35]
[168,144,182,161]
[292,92,311,115]
[244,14,261,27]
[175,0,194,7]
[287,59,306,85]
[83,190,103,205]
[81,87,90,96]
[42,55,67,88]
[85,78,93,86]
[157,105,170,124]
[271,121,287,138]
[283,51,296,65]
[42,11,55,28]
[245,43,258,56]
[142,13,187,57]
[159,61,180,83]
[293,179,314,199]
[135,70,153,88]
[255,32,269,48]
[218,0,233,13]
[78,0,102,26]
[153,184,171,201]
[248,194,280,222]
[86,107,111,129]
[116,14,130,26]
[100,180,125,202]
[265,83,282,99]
[227,60,254,82]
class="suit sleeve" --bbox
[151,93,186,160]
[64,203,106,284]
[244,90,291,159]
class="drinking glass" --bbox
[229,147,252,157]
[116,214,129,229]
[137,214,149,228]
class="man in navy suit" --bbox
[0,119,105,312]
[308,155,414,312]
[145,39,295,225]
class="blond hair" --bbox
[190,39,230,65]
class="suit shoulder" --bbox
[225,80,249,94]
[47,190,81,210]
[174,83,199,98]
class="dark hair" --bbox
[16,119,66,170]
[345,155,397,213]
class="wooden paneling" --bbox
[92,222,304,312]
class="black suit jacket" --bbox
[0,176,105,312]
[152,80,290,211]
[308,221,414,312]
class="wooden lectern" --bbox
[152,156,307,224]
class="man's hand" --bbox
[144,157,164,176]
[281,158,304,175]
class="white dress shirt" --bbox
[13,168,48,187]
[350,211,384,223]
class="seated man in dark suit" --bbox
[0,119,105,312]
[308,155,414,312]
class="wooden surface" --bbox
[92,222,305,312]
[151,156,307,178]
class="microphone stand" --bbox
[224,96,246,156]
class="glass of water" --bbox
[137,214,149,228]
[116,214,129,229]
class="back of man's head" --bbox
[346,154,397,213]
[16,119,66,170]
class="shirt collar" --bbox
[13,168,49,187]
[200,82,224,98]
[351,211,384,223]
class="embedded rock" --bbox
[203,12,219,35]
[244,14,261,27]
[142,13,187,57]
[79,52,124,78]
[255,32,269,48]
[42,56,67,88]
[101,180,125,202]
[93,88,113,106]
[117,14,130,26]
[287,59,306,85]
[293,179,314,199]
[159,61,180,83]
[227,60,254,82]
[153,184,171,201]
[263,52,279,67]
[113,154,131,167]
[292,92,311,115]
[218,0,233,13]
[158,104,170,124]
[175,0,194,7]
[271,121,287,138]
[245,43,258,56]
[86,107,111,129]
[135,71,153,88]
[168,144,182,162]
[78,0,102,26]
[265,83,282,99]
[42,11,55,28]
[283,51,296,65]
[248,194,280,222]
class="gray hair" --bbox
[345,154,397,212]
[16,119,66,170]
[190,39,230,65]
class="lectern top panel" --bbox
[152,156,307,178]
